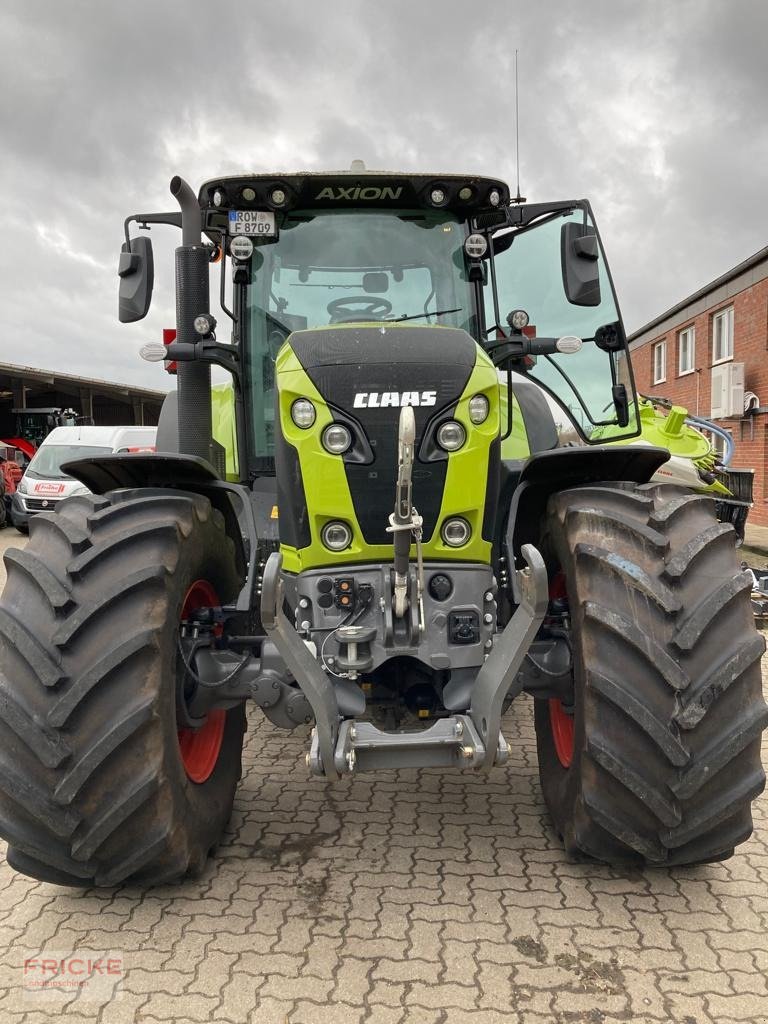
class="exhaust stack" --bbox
[170,176,214,465]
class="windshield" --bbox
[485,207,638,440]
[244,209,475,459]
[26,445,110,480]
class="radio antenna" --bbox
[513,48,526,203]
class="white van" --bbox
[11,425,156,532]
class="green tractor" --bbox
[0,167,765,887]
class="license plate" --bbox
[228,210,276,236]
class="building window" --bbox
[652,340,666,384]
[678,326,695,375]
[712,307,734,364]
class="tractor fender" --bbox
[504,444,670,603]
[61,452,258,612]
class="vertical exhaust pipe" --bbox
[170,175,213,464]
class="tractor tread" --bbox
[0,607,63,687]
[0,671,71,768]
[673,573,754,651]
[587,670,689,766]
[87,493,206,536]
[3,548,73,610]
[1,812,96,880]
[565,506,667,551]
[662,523,735,580]
[583,601,688,690]
[586,737,682,827]
[647,492,714,526]
[0,759,80,838]
[54,699,154,805]
[52,565,167,647]
[95,827,173,888]
[582,790,667,862]
[575,543,681,613]
[676,634,766,729]
[28,511,92,553]
[47,629,158,728]
[662,766,766,848]
[68,520,180,579]
[536,482,767,867]
[0,489,246,888]
[671,702,768,799]
[71,774,159,862]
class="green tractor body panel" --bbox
[274,323,500,573]
[211,382,239,481]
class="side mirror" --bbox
[118,235,154,323]
[561,222,600,306]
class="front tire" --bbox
[535,483,768,866]
[0,490,246,886]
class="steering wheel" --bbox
[327,296,393,323]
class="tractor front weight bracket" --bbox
[469,543,550,771]
[261,551,342,780]
[261,545,549,780]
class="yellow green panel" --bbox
[276,343,503,573]
[211,382,239,481]
[499,389,530,460]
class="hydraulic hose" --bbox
[685,414,735,465]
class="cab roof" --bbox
[198,167,511,217]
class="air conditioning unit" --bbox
[711,362,744,418]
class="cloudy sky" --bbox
[1,0,766,392]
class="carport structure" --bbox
[0,361,165,438]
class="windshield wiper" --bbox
[389,307,462,323]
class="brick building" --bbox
[628,244,768,526]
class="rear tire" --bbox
[0,490,246,886]
[535,483,767,866]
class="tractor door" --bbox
[484,205,640,443]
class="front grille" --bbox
[24,497,62,512]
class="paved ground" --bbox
[0,526,767,1024]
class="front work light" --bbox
[291,399,316,428]
[322,521,352,551]
[322,423,352,454]
[468,394,490,424]
[230,235,254,261]
[441,517,471,547]
[436,420,466,452]
[193,313,217,337]
[464,234,488,259]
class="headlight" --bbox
[291,398,316,429]
[17,476,29,495]
[322,423,352,455]
[229,235,254,261]
[441,517,471,547]
[322,521,352,551]
[508,309,529,331]
[436,420,466,452]
[464,233,488,259]
[468,394,490,424]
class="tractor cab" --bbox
[190,169,640,470]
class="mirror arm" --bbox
[123,212,183,247]
[166,339,241,386]
[504,199,586,229]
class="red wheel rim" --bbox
[549,698,575,768]
[177,580,226,784]
[548,570,574,768]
